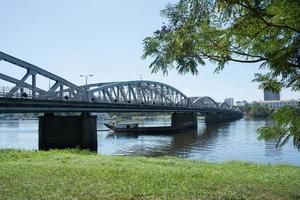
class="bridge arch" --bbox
[85,80,190,106]
[190,96,219,109]
[230,105,240,112]
[0,51,85,100]
[219,103,230,110]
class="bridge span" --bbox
[0,51,243,151]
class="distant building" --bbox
[236,101,242,106]
[236,100,249,106]
[224,98,234,106]
[264,89,280,101]
[258,99,299,109]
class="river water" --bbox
[0,118,299,165]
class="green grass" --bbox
[0,149,300,200]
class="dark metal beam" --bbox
[0,98,242,114]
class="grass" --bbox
[0,149,300,200]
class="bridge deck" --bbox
[0,98,239,114]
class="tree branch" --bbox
[241,0,300,33]
[198,50,266,63]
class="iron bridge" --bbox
[0,51,241,114]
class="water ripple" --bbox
[1,119,300,165]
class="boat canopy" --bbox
[115,123,139,129]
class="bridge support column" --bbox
[39,113,97,151]
[171,112,197,128]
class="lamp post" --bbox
[80,74,93,101]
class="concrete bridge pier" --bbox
[39,113,98,151]
[171,112,197,128]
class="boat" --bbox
[104,121,193,134]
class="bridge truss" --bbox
[0,51,240,112]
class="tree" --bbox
[259,106,300,150]
[239,104,251,114]
[143,0,300,149]
[248,102,271,118]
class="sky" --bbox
[0,0,299,103]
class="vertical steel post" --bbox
[60,85,64,100]
[32,74,36,99]
[20,88,24,98]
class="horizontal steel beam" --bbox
[0,98,242,114]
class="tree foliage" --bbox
[143,0,300,149]
[239,102,273,118]
[248,102,272,117]
[258,106,300,150]
[143,0,300,89]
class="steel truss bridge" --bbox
[0,51,241,114]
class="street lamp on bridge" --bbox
[80,74,93,101]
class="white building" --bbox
[224,98,234,106]
[258,99,299,109]
[264,89,280,101]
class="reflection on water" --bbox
[0,120,20,128]
[1,118,300,165]
[98,119,300,165]
[0,120,38,150]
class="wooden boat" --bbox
[104,121,193,134]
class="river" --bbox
[0,118,299,165]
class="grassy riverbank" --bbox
[0,150,299,200]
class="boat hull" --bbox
[104,121,193,134]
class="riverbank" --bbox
[0,150,299,199]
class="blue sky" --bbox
[0,0,299,102]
